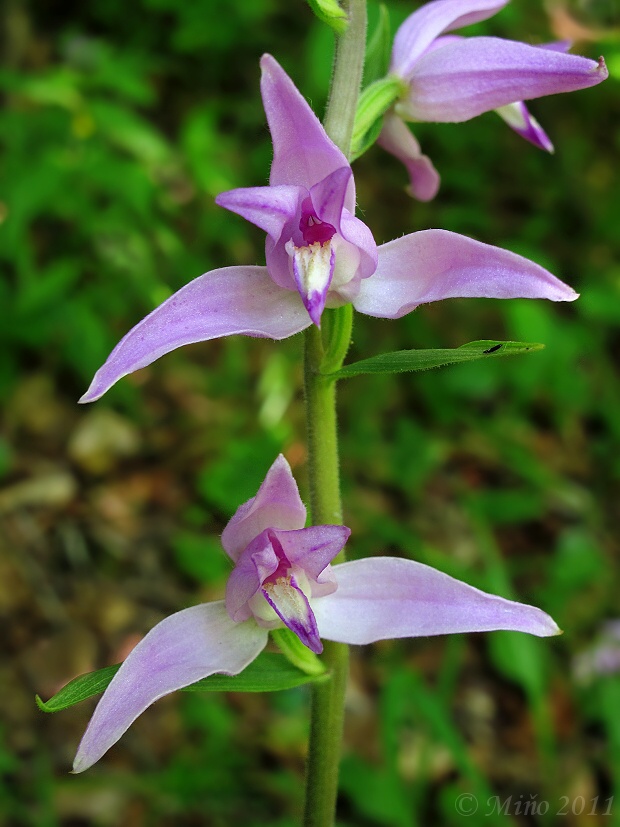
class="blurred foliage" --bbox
[1,0,620,825]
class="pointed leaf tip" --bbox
[37,652,324,715]
[327,340,545,380]
[36,664,122,713]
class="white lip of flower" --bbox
[286,239,334,297]
[285,235,361,307]
[248,567,314,629]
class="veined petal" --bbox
[215,185,302,241]
[79,267,310,403]
[496,101,554,152]
[221,454,306,562]
[225,531,280,621]
[262,574,322,653]
[260,55,355,213]
[391,0,508,78]
[289,238,335,326]
[272,525,350,594]
[353,230,578,319]
[73,602,268,772]
[403,37,607,123]
[377,113,440,201]
[309,166,352,232]
[314,557,560,644]
[338,211,378,282]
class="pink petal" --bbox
[225,525,347,622]
[215,185,302,241]
[353,230,578,319]
[333,211,378,301]
[79,267,310,403]
[391,0,508,78]
[262,574,322,654]
[314,557,560,644]
[377,113,440,201]
[402,37,607,123]
[226,531,280,622]
[260,55,355,213]
[496,101,554,152]
[309,167,352,232]
[221,454,306,562]
[274,525,350,593]
[73,602,268,772]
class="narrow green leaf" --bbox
[307,0,348,34]
[36,664,121,713]
[36,653,324,713]
[184,652,327,692]
[327,340,545,380]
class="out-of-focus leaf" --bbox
[90,100,172,165]
[351,75,404,158]
[364,4,391,85]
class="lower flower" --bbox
[73,455,560,772]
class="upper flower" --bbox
[78,55,578,404]
[216,55,377,326]
[73,455,560,773]
[381,0,608,199]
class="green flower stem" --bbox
[302,2,366,824]
[323,0,368,158]
[302,324,350,827]
[304,323,345,528]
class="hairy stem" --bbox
[302,2,367,825]
[324,0,368,158]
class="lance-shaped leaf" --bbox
[327,340,544,380]
[37,653,326,714]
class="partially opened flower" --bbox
[80,54,578,403]
[73,454,560,772]
[381,0,607,199]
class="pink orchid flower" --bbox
[381,0,608,200]
[80,54,577,403]
[73,455,559,772]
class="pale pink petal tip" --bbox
[314,557,561,645]
[221,455,307,562]
[78,266,310,403]
[496,102,555,153]
[72,603,268,772]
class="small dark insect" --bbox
[483,344,502,354]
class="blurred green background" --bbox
[1,0,619,824]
